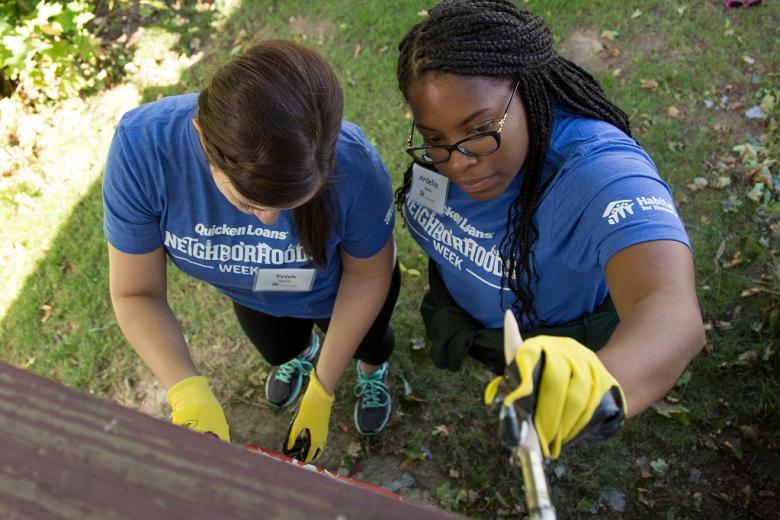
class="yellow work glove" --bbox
[167,375,230,442]
[283,370,334,464]
[485,336,626,459]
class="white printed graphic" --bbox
[384,204,394,226]
[602,200,635,225]
[603,196,678,225]
[636,195,677,215]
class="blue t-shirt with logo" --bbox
[405,109,690,330]
[103,94,394,319]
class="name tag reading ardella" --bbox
[409,163,449,214]
[254,268,316,292]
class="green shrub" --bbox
[0,1,104,104]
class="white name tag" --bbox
[253,269,316,292]
[409,163,449,214]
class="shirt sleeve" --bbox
[102,126,164,254]
[338,143,395,258]
[553,145,691,273]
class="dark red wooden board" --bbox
[0,363,457,519]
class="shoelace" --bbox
[274,335,319,384]
[355,367,390,408]
[274,357,314,384]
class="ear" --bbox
[192,117,203,135]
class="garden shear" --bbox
[486,310,556,520]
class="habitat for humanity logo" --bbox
[602,200,634,225]
[603,196,677,225]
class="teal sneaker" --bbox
[354,361,392,435]
[265,333,320,409]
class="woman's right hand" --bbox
[167,375,231,442]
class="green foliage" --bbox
[0,1,103,103]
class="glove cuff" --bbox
[308,371,335,405]
[166,375,210,407]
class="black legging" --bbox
[233,262,401,366]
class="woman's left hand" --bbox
[283,370,334,463]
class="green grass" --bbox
[1,0,779,517]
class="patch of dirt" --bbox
[287,16,336,42]
[225,391,447,510]
[111,368,168,420]
[557,29,610,73]
[557,27,666,78]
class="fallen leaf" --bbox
[346,441,361,458]
[740,287,761,298]
[406,268,421,277]
[40,304,53,323]
[449,468,460,478]
[687,177,708,192]
[637,488,656,508]
[640,78,659,89]
[652,401,691,426]
[667,106,681,118]
[745,106,766,120]
[611,68,622,77]
[432,424,450,437]
[401,377,427,403]
[701,434,718,450]
[631,9,642,19]
[606,46,621,57]
[600,30,619,41]
[352,44,362,59]
[722,250,742,268]
[383,472,416,492]
[411,337,426,351]
[713,176,732,189]
[739,425,760,450]
[650,458,669,476]
[553,462,567,478]
[742,55,755,65]
[599,488,626,513]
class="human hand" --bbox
[283,370,334,463]
[485,335,626,459]
[167,375,230,442]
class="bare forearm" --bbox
[598,291,704,416]
[112,295,197,389]
[316,271,391,394]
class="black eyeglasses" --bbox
[406,82,519,165]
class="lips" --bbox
[456,173,498,193]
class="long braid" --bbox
[396,0,631,327]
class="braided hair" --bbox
[395,0,631,326]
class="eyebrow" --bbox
[415,107,493,132]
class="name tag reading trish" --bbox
[254,268,316,292]
[409,163,449,214]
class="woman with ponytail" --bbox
[396,0,704,458]
[104,40,398,464]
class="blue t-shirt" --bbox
[405,109,690,330]
[103,94,394,318]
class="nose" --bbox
[447,148,478,174]
[254,208,280,225]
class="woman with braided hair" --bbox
[396,0,704,458]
